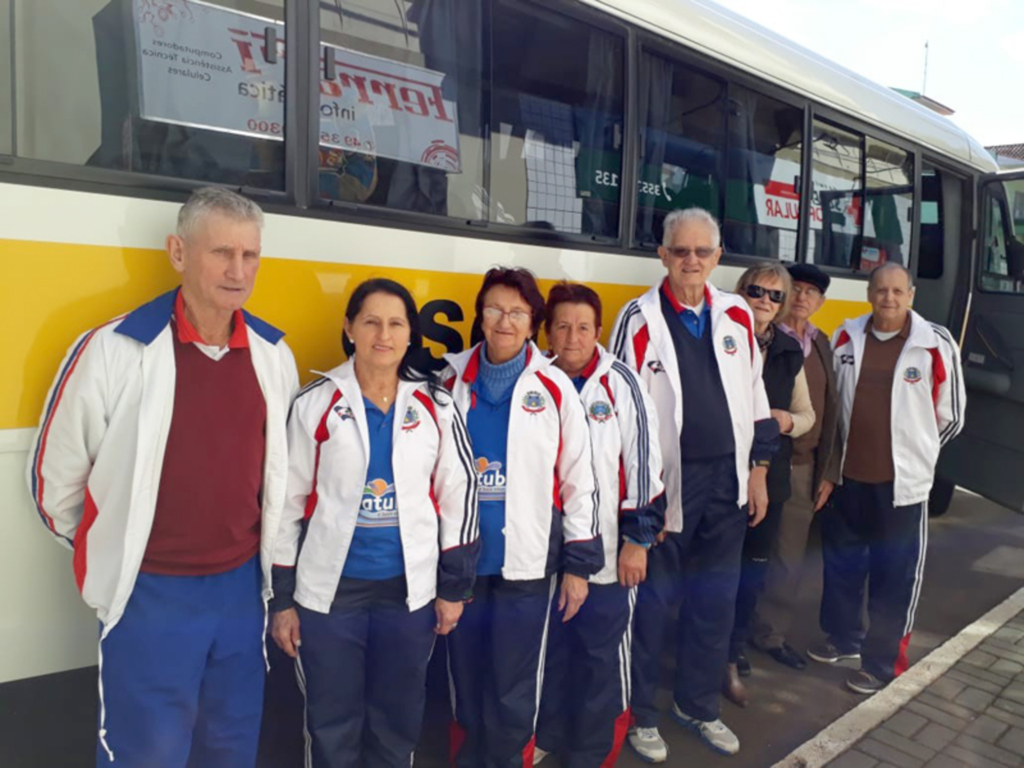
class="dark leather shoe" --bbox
[736,652,752,677]
[722,663,749,708]
[768,643,807,670]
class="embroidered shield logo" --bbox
[589,401,613,422]
[904,367,922,384]
[522,391,546,414]
[723,336,738,355]
[402,405,421,431]
[647,360,665,374]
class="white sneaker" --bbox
[671,703,740,755]
[532,747,550,766]
[627,726,669,763]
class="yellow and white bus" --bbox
[3,0,1024,759]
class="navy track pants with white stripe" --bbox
[536,580,635,768]
[447,574,556,768]
[295,579,436,768]
[820,478,927,682]
[97,556,265,768]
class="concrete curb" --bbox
[773,584,1024,768]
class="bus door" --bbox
[939,170,1024,511]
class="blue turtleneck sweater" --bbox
[467,343,527,575]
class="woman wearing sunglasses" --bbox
[723,264,816,707]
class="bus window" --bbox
[863,138,914,269]
[318,0,485,219]
[635,51,725,248]
[980,177,1024,293]
[489,0,624,239]
[14,0,287,189]
[806,120,863,269]
[918,164,944,279]
[723,86,803,261]
[0,0,10,156]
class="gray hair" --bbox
[662,207,722,249]
[868,262,914,291]
[176,186,264,241]
[735,262,794,323]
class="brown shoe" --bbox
[722,663,750,708]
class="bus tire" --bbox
[929,478,955,518]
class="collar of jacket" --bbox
[840,309,939,351]
[446,340,553,385]
[114,287,285,346]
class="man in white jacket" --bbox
[808,263,965,695]
[610,208,778,760]
[27,187,298,766]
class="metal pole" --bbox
[922,40,929,94]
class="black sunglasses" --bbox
[745,284,786,304]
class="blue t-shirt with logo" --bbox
[466,383,512,576]
[342,398,405,580]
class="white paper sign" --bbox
[133,0,461,170]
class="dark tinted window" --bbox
[723,86,803,260]
[918,163,944,279]
[635,51,725,247]
[489,0,624,238]
[318,0,485,218]
[15,0,287,189]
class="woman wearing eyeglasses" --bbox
[441,267,603,768]
[723,264,815,707]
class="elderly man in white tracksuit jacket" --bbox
[807,262,966,695]
[611,208,779,760]
[27,188,298,766]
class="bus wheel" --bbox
[929,478,955,518]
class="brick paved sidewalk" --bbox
[829,610,1024,768]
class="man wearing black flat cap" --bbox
[750,263,841,670]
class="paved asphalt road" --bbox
[3,490,1023,767]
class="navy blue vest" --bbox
[660,291,735,460]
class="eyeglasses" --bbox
[482,306,532,326]
[745,284,786,304]
[666,246,717,259]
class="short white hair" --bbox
[176,186,264,241]
[662,207,721,249]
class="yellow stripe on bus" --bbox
[0,238,869,431]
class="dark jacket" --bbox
[809,330,842,490]
[763,331,804,503]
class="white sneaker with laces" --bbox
[627,726,669,763]
[532,747,550,766]
[671,703,740,755]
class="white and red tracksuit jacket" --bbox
[271,360,480,613]
[573,344,666,585]
[832,310,966,506]
[441,342,604,581]
[609,281,775,532]
[26,289,299,634]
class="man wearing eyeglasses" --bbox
[610,207,778,760]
